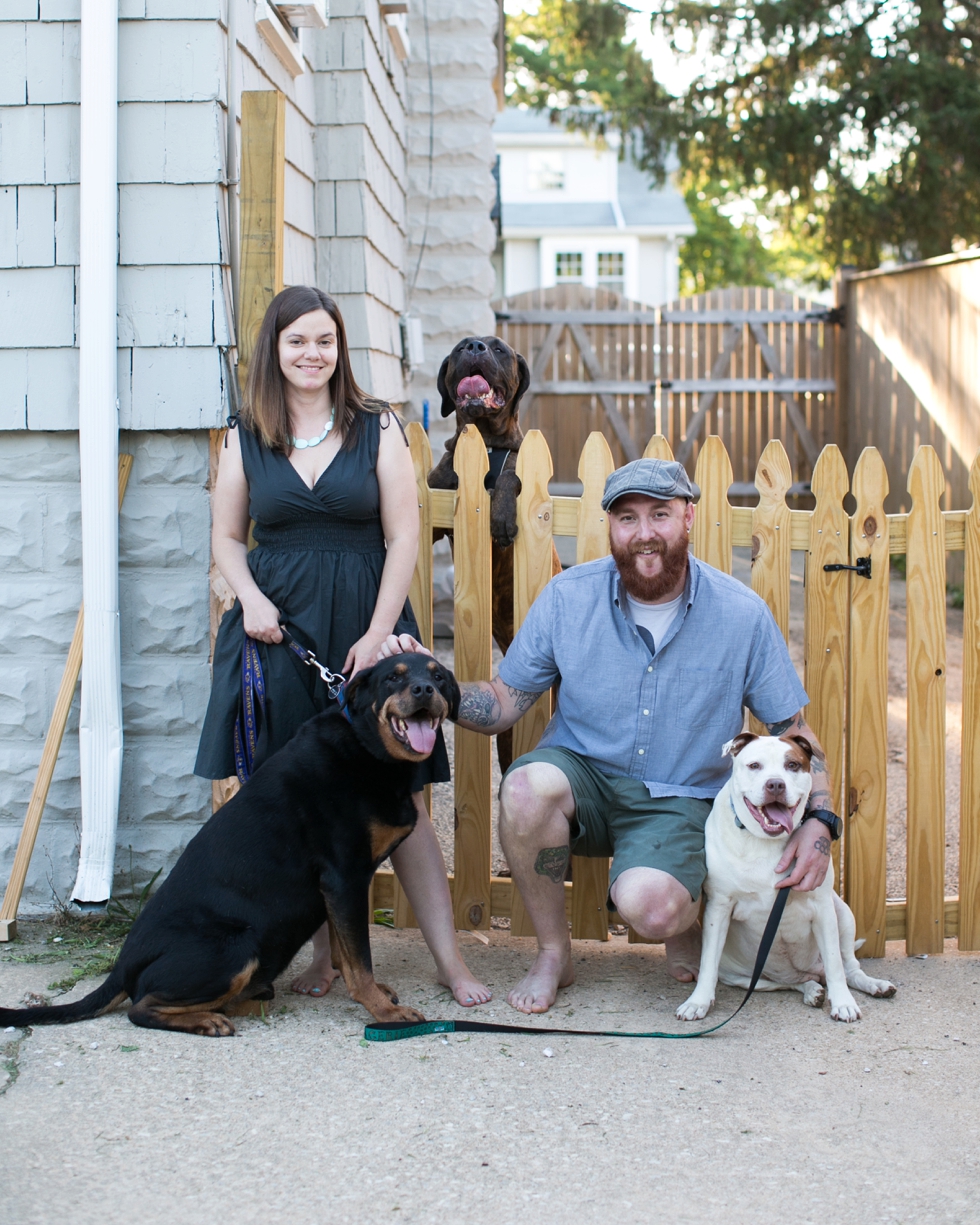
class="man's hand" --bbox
[376,633,433,661]
[776,817,832,892]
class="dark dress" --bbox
[194,411,449,788]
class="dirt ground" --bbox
[2,916,979,1225]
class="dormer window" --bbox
[528,152,564,192]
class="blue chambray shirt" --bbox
[497,555,808,800]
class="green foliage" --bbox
[506,0,980,279]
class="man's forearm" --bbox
[456,679,542,734]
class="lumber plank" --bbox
[959,452,980,949]
[507,431,557,938]
[674,325,743,466]
[905,446,947,954]
[0,455,134,941]
[238,90,286,389]
[804,445,849,889]
[748,441,792,736]
[692,435,733,574]
[569,433,615,940]
[567,324,640,463]
[845,448,890,957]
[642,433,673,461]
[451,427,493,930]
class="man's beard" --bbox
[611,532,690,603]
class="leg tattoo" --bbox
[534,845,570,885]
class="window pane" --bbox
[556,252,583,281]
[528,153,565,192]
[597,252,624,279]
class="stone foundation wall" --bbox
[0,431,212,909]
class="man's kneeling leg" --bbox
[611,867,702,982]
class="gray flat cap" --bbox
[601,459,700,510]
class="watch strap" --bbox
[802,808,842,841]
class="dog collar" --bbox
[729,794,746,830]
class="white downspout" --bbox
[72,0,122,905]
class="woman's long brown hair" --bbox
[240,286,386,452]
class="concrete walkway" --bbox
[2,923,978,1225]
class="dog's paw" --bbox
[676,995,713,1022]
[388,1004,426,1024]
[852,975,896,998]
[194,1013,237,1037]
[829,995,862,1022]
[376,981,399,1004]
[801,981,826,1008]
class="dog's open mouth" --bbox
[454,374,506,410]
[389,713,440,756]
[743,798,800,836]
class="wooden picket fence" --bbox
[370,422,980,958]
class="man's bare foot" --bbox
[437,965,493,1007]
[506,948,575,1014]
[665,922,701,983]
[290,955,340,997]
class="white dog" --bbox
[677,733,896,1023]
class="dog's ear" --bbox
[442,670,461,722]
[723,732,758,758]
[784,734,815,761]
[437,356,456,417]
[341,667,374,716]
[511,353,531,413]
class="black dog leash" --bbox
[364,884,790,1042]
[278,624,348,704]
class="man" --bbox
[382,459,840,1015]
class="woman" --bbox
[195,285,490,1007]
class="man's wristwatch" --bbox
[801,808,843,841]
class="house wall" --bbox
[404,0,499,448]
[0,1,420,908]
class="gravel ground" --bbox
[2,918,979,1225]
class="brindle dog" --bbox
[0,655,460,1037]
[428,336,561,770]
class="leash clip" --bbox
[279,625,347,701]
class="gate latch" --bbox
[823,556,872,580]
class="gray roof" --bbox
[493,107,567,134]
[503,202,618,229]
[616,156,693,229]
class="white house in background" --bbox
[492,108,695,306]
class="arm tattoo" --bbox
[534,845,570,884]
[456,684,501,728]
[766,717,795,736]
[814,836,831,857]
[506,685,539,713]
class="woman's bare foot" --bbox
[506,947,575,1014]
[437,963,493,1008]
[665,921,701,983]
[290,954,340,997]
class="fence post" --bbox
[692,435,733,574]
[804,444,849,890]
[644,434,674,461]
[747,440,792,736]
[508,430,556,939]
[845,447,890,957]
[452,426,493,930]
[960,450,980,950]
[572,432,615,941]
[905,446,947,955]
[389,423,436,930]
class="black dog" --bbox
[0,655,459,1037]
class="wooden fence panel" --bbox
[960,451,980,949]
[571,432,616,940]
[804,445,850,889]
[905,446,947,954]
[845,448,890,956]
[692,436,733,574]
[748,441,792,737]
[643,434,673,461]
[452,427,493,930]
[509,431,556,939]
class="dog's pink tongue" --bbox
[405,716,437,755]
[456,374,491,399]
[764,803,795,834]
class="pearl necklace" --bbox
[290,410,334,450]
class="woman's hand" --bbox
[376,633,432,660]
[344,627,399,676]
[241,592,283,644]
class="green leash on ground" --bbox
[364,885,789,1043]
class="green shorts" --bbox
[504,747,712,903]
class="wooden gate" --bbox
[371,424,980,959]
[494,285,842,495]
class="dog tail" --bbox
[0,964,127,1027]
[853,937,866,953]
